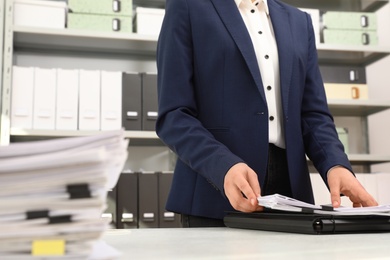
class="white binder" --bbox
[56,69,79,130]
[79,69,101,130]
[33,67,57,130]
[11,66,35,129]
[101,71,122,130]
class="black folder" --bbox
[224,211,390,235]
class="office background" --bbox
[0,0,390,228]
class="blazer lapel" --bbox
[268,0,293,115]
[210,0,266,102]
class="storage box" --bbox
[322,11,377,31]
[320,65,366,84]
[141,73,158,131]
[13,0,67,29]
[323,29,378,46]
[68,13,132,33]
[122,72,142,131]
[11,66,34,129]
[33,67,57,130]
[68,0,132,16]
[336,127,349,153]
[324,83,368,100]
[135,7,165,36]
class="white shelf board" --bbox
[13,26,158,56]
[348,154,390,164]
[134,0,165,8]
[328,99,390,116]
[308,154,390,164]
[317,44,390,66]
[12,26,390,65]
[9,128,162,145]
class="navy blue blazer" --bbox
[156,0,352,219]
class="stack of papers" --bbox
[0,130,128,259]
[258,194,390,216]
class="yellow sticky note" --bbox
[32,240,65,256]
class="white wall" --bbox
[367,3,390,173]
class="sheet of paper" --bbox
[258,194,390,216]
[0,130,128,257]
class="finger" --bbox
[237,179,258,208]
[232,192,259,212]
[330,190,341,208]
[329,184,342,208]
[358,194,378,207]
[247,168,261,200]
[225,185,257,212]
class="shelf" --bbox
[317,44,390,66]
[308,154,390,165]
[348,154,390,164]
[13,26,158,57]
[283,0,388,12]
[13,26,390,66]
[133,0,388,12]
[328,99,390,116]
[9,129,164,146]
[134,0,165,8]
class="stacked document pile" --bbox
[258,194,390,216]
[0,130,128,259]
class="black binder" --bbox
[224,211,390,235]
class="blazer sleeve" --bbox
[300,13,353,180]
[156,0,243,192]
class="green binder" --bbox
[68,0,133,16]
[322,11,377,31]
[323,29,378,46]
[68,13,132,33]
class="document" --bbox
[0,130,128,258]
[258,194,390,216]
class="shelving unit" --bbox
[297,0,390,173]
[0,0,5,102]
[13,26,158,57]
[1,0,389,172]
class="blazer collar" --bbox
[234,0,270,15]
[210,0,266,101]
[268,0,293,114]
[210,0,293,109]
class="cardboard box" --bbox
[135,7,165,36]
[13,0,67,29]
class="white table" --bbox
[102,227,390,259]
